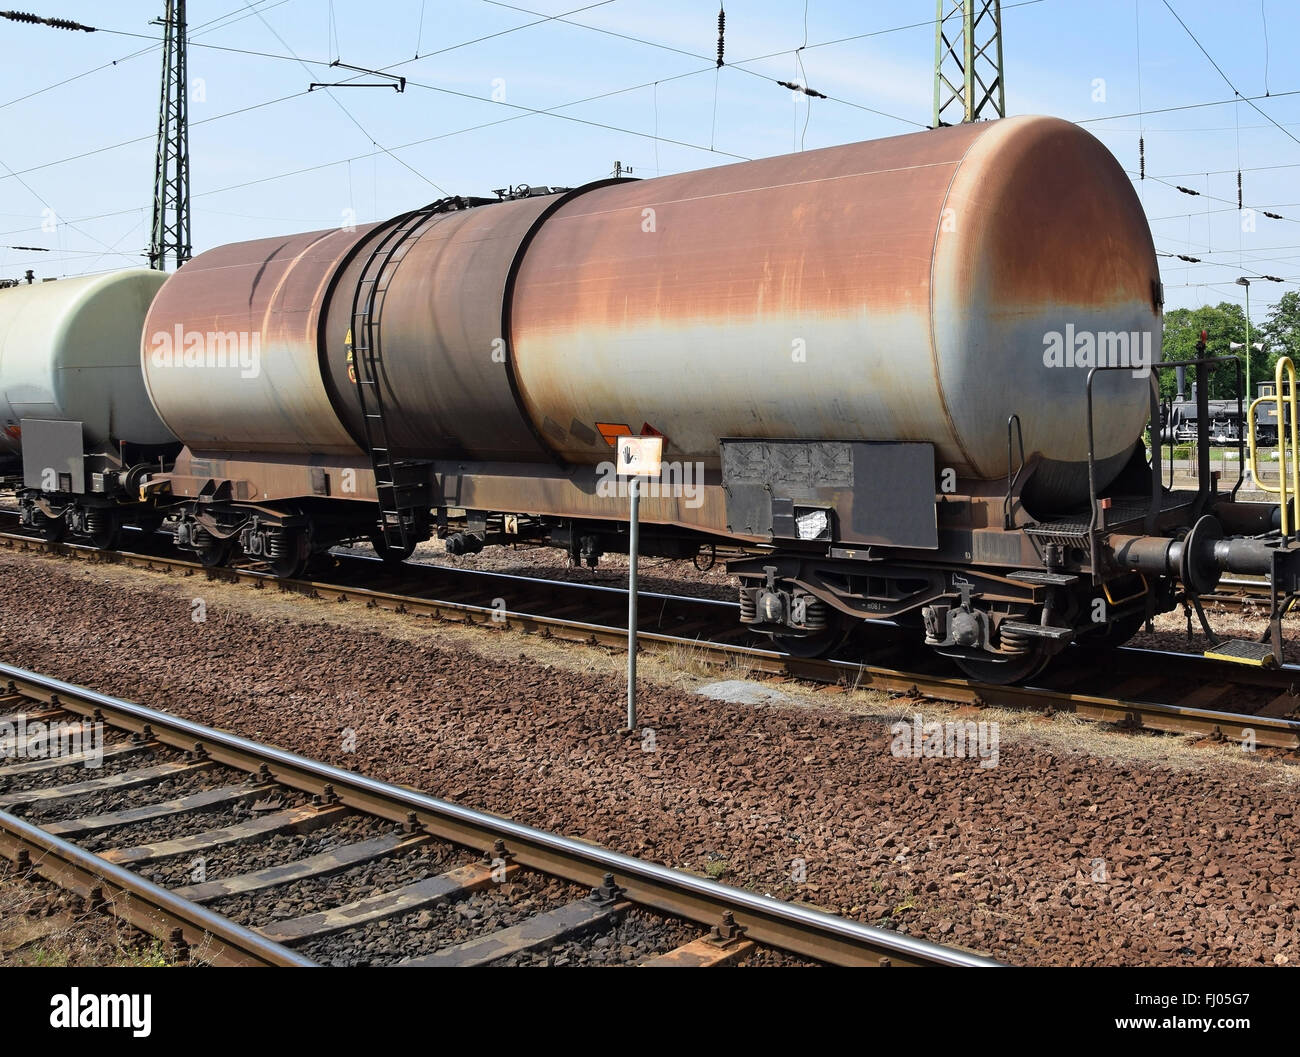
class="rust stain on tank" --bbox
[144,225,379,455]
[511,134,978,328]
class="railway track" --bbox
[2,515,1299,751]
[0,663,994,967]
[1202,577,1276,609]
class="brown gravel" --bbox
[1,548,1298,966]
[334,534,741,602]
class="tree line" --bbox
[1160,291,1300,402]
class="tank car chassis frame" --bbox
[131,355,1300,682]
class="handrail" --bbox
[1004,414,1025,530]
[1085,355,1244,583]
[1248,356,1300,538]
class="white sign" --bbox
[617,436,663,477]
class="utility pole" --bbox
[933,0,1006,126]
[148,0,191,270]
[1236,275,1285,401]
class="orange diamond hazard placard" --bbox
[596,422,632,447]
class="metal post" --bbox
[626,475,640,731]
[1243,280,1253,490]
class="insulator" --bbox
[1138,135,1144,179]
[717,7,725,67]
[1238,171,1243,209]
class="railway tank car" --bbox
[0,269,179,547]
[136,114,1300,681]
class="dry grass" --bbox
[0,865,171,967]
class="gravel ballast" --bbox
[0,548,1297,966]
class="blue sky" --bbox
[2,0,1298,317]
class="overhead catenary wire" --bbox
[480,0,924,127]
[1078,86,1300,126]
[0,0,292,110]
[0,0,633,187]
[1160,0,1300,149]
[795,0,814,151]
[0,58,758,242]
[1261,0,1271,96]
[1134,0,1144,180]
[7,0,1295,306]
[7,0,1060,201]
[237,0,449,195]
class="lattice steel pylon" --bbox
[933,0,1006,127]
[148,0,191,270]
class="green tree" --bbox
[1160,302,1257,401]
[1261,290,1300,374]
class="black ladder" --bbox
[348,200,457,552]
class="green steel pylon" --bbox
[933,0,1006,126]
[148,0,191,270]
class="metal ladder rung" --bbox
[347,200,462,554]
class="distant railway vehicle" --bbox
[0,270,179,547]
[8,115,1300,682]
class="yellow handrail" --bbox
[1247,356,1300,537]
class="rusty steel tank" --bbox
[142,115,1159,511]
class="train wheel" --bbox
[267,553,307,578]
[32,512,66,542]
[951,647,1050,685]
[1081,612,1146,649]
[267,552,308,578]
[370,532,415,565]
[89,512,122,551]
[770,615,852,659]
[133,515,165,538]
[266,530,308,579]
[195,537,234,568]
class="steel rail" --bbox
[4,528,1299,747]
[0,662,999,968]
[0,805,316,967]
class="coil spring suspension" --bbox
[83,510,108,536]
[265,532,287,558]
[998,620,1033,655]
[739,587,756,622]
[798,595,829,631]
